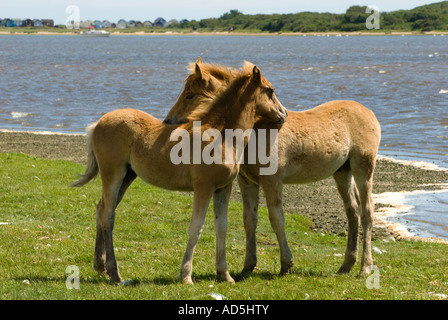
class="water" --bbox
[1,34,448,239]
[390,190,448,240]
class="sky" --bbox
[1,0,443,25]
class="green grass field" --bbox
[1,152,447,300]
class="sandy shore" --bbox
[1,129,448,243]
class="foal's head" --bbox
[241,61,288,126]
[163,57,238,124]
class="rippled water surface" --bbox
[1,34,448,239]
[1,34,447,165]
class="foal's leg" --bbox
[260,177,293,275]
[180,184,214,284]
[351,156,376,277]
[333,164,360,274]
[116,168,137,207]
[213,183,235,283]
[95,167,128,283]
[93,200,107,275]
[238,175,260,273]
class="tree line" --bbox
[169,2,448,32]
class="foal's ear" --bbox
[195,61,209,81]
[196,56,203,64]
[252,66,262,83]
[195,62,203,80]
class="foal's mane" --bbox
[186,61,255,121]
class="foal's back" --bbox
[93,108,194,191]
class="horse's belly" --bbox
[282,156,348,184]
[141,175,194,191]
[132,163,194,191]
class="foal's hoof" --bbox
[279,260,293,276]
[357,266,374,278]
[336,264,353,275]
[357,272,368,278]
[241,265,256,275]
[217,271,235,284]
[279,269,291,276]
[178,273,194,285]
[106,270,123,283]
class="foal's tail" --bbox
[70,122,99,187]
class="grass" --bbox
[0,152,447,300]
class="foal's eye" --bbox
[185,94,194,100]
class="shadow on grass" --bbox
[124,270,279,287]
[15,274,115,285]
[14,265,336,288]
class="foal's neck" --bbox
[206,76,256,133]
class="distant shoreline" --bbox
[1,30,448,36]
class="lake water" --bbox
[0,34,447,239]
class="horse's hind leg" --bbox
[94,169,135,277]
[238,175,260,274]
[351,155,376,277]
[94,200,107,275]
[116,168,137,206]
[333,162,360,274]
[94,166,129,283]
[213,183,235,283]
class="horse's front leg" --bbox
[238,175,260,274]
[213,183,235,283]
[261,177,293,275]
[180,185,214,284]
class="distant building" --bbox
[3,19,15,27]
[153,17,166,27]
[22,19,33,27]
[143,20,153,27]
[116,19,127,29]
[127,20,136,28]
[166,19,179,27]
[80,20,93,28]
[12,18,22,27]
[135,21,143,27]
[41,19,54,27]
[102,20,112,28]
[33,19,43,27]
[93,20,102,28]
